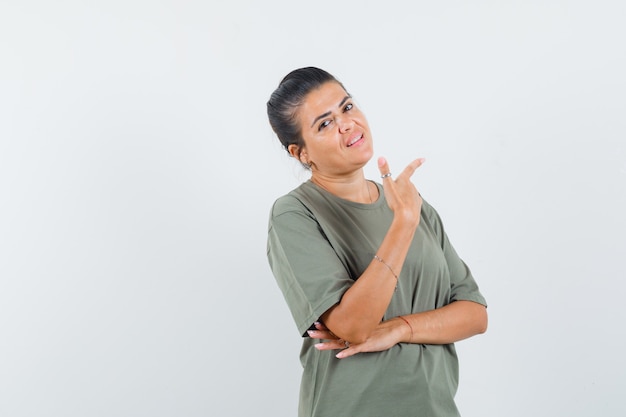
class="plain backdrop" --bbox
[1,1,625,416]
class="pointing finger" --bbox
[399,158,425,179]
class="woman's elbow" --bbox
[337,319,378,344]
[476,306,488,334]
[341,326,372,345]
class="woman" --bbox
[266,67,487,417]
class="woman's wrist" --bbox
[395,316,414,343]
[391,208,420,229]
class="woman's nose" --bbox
[337,116,354,133]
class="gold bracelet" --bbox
[374,255,398,290]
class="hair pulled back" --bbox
[267,67,346,162]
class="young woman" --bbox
[266,67,487,417]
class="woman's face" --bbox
[293,81,373,177]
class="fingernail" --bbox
[315,343,324,349]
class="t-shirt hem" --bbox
[451,294,488,308]
[297,293,347,337]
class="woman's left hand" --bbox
[308,320,405,359]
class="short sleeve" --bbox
[267,196,354,336]
[422,200,487,307]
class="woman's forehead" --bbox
[300,83,349,119]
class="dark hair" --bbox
[267,67,346,163]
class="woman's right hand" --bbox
[378,157,424,227]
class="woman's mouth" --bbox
[347,134,364,147]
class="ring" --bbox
[381,173,392,179]
[343,340,350,349]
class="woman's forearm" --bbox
[396,300,488,345]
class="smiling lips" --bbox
[347,134,364,147]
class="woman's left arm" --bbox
[313,301,487,358]
[395,300,487,344]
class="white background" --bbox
[1,1,625,416]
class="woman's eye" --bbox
[344,103,353,112]
[318,120,331,131]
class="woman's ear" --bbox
[288,144,308,164]
[287,144,299,159]
[299,150,309,166]
[288,144,312,169]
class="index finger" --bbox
[398,158,425,179]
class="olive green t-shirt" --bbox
[267,180,486,417]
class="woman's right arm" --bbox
[319,157,425,344]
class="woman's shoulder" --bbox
[419,197,444,227]
[269,181,316,218]
[420,197,437,215]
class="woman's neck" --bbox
[310,171,377,204]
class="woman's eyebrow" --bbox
[310,95,352,128]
